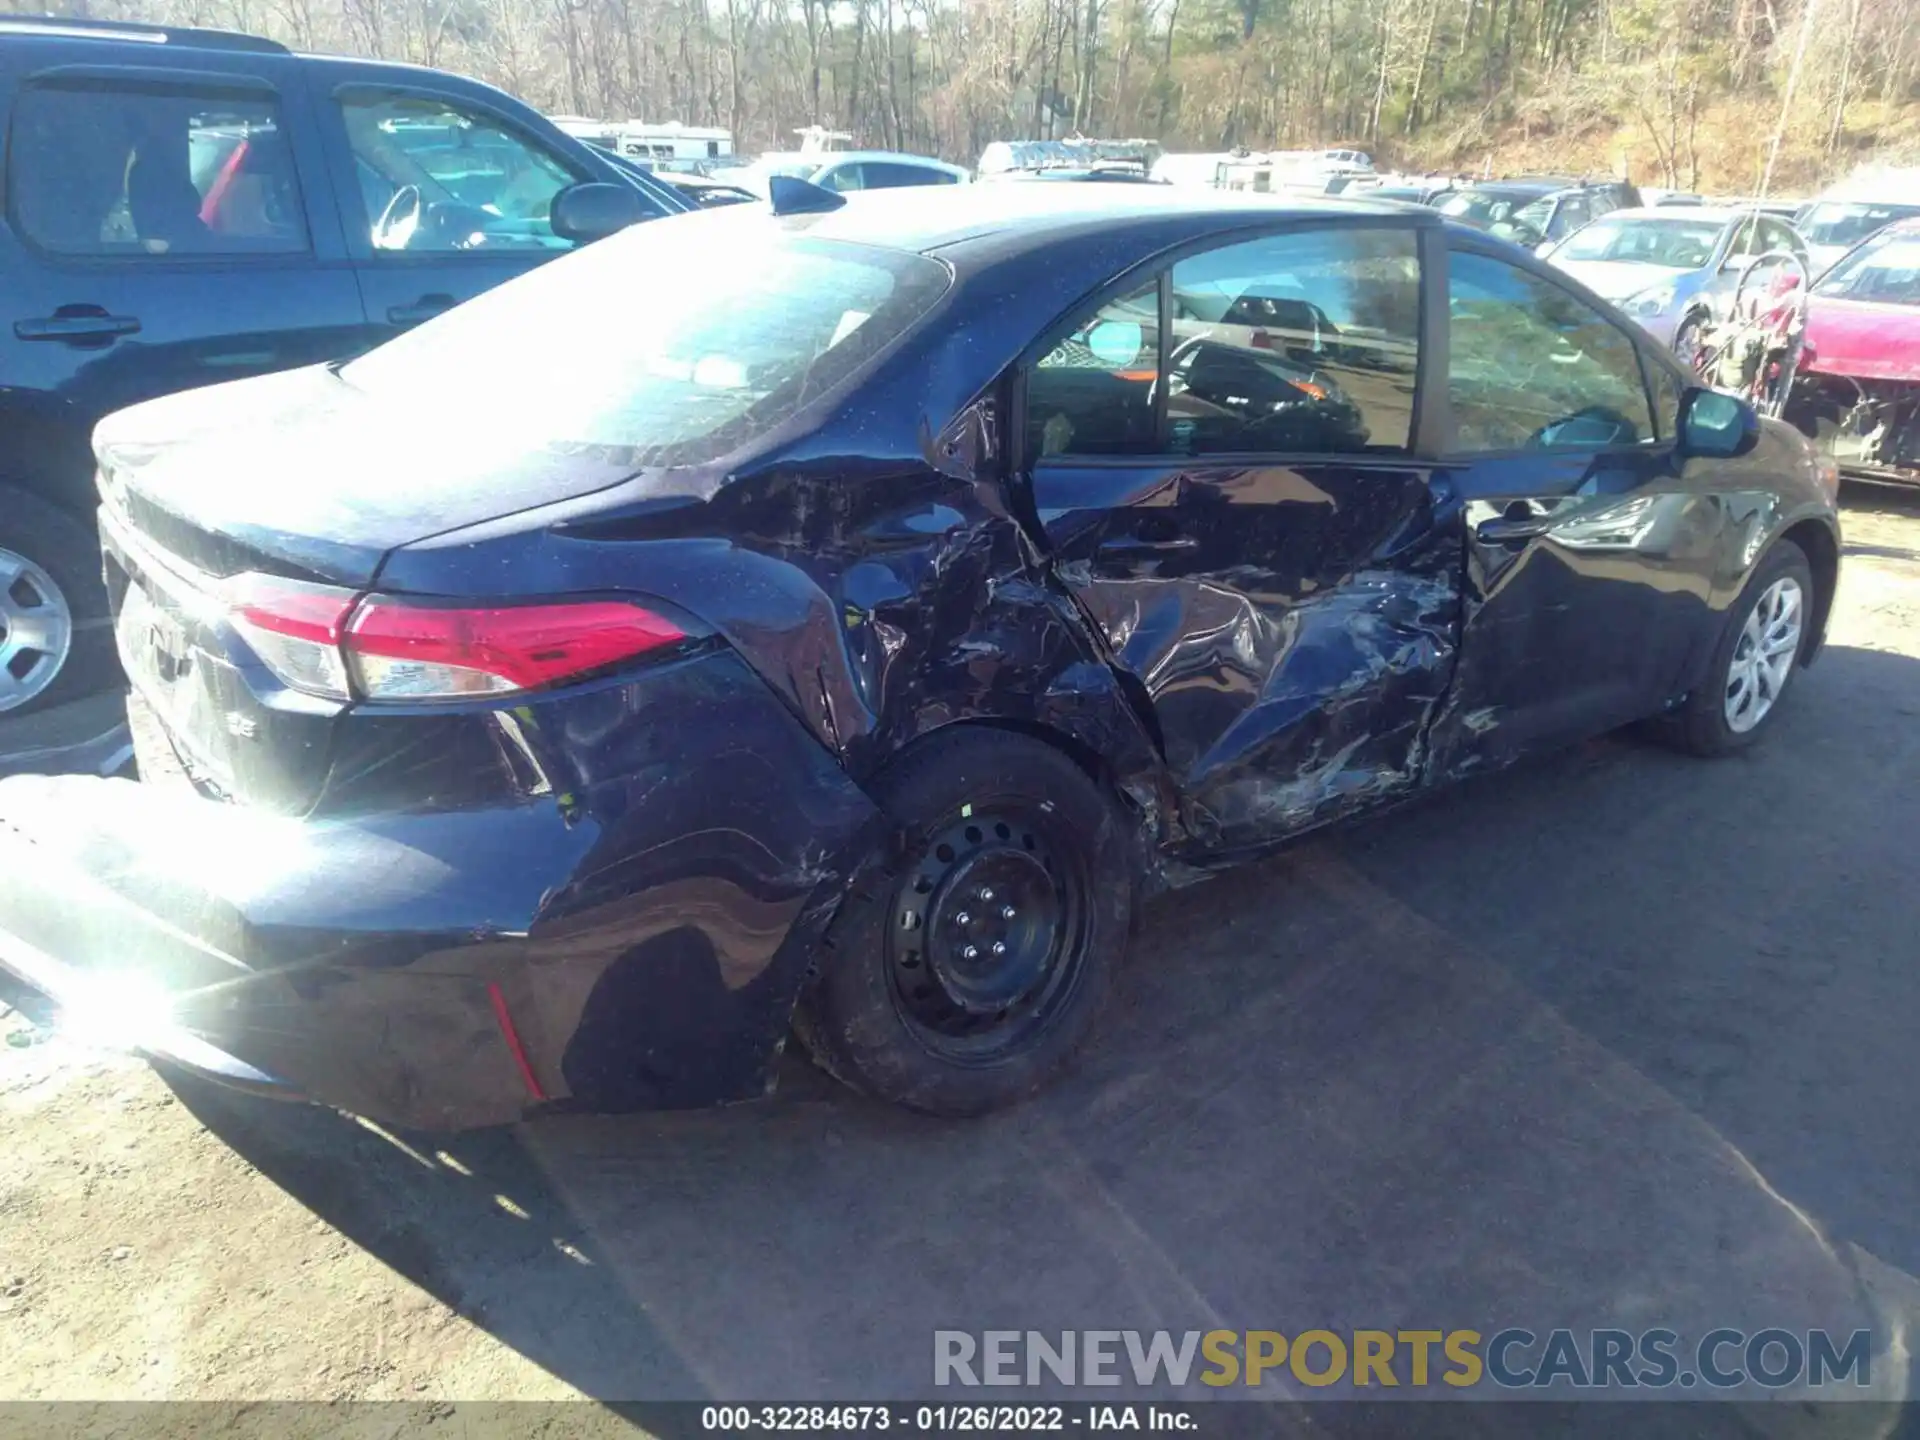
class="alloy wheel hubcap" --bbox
[889,810,1083,1057]
[0,548,73,713]
[1724,576,1802,733]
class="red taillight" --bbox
[346,599,685,700]
[227,574,356,699]
[224,575,685,702]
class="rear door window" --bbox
[9,79,307,256]
[1025,281,1160,457]
[1165,226,1420,455]
[1023,225,1423,460]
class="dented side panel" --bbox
[1422,449,1721,779]
[1030,458,1460,857]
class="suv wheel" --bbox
[0,487,115,716]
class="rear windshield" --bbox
[340,215,950,466]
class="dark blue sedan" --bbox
[0,184,1841,1127]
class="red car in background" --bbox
[1786,219,1920,484]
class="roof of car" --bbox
[0,13,288,51]
[1595,205,1748,224]
[1451,179,1567,197]
[812,151,969,171]
[750,182,1437,259]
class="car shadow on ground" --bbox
[164,637,1920,1423]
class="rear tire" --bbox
[795,727,1136,1116]
[1660,539,1814,757]
[0,487,114,717]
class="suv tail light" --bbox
[225,576,687,702]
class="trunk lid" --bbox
[95,365,648,585]
[94,365,653,814]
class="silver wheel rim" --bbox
[0,547,74,713]
[1724,575,1803,734]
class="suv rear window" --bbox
[339,215,951,466]
[8,80,307,256]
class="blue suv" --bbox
[0,15,687,720]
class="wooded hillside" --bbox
[49,0,1920,194]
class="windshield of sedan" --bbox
[1437,188,1541,225]
[1798,201,1920,248]
[1555,216,1723,267]
[1812,231,1920,304]
[340,218,951,465]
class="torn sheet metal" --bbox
[1029,459,1460,857]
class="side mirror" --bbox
[1679,386,1760,458]
[1085,319,1146,368]
[551,181,647,244]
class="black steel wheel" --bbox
[887,807,1090,1063]
[795,727,1136,1115]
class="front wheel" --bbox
[1672,313,1712,380]
[795,727,1137,1116]
[1660,540,1814,757]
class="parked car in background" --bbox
[1544,205,1811,353]
[1786,218,1920,485]
[989,167,1167,184]
[1791,167,1920,273]
[0,15,683,722]
[590,144,756,207]
[652,172,759,207]
[1368,180,1457,205]
[0,183,1839,1132]
[1149,151,1239,187]
[725,150,968,195]
[1438,177,1642,250]
[978,138,1158,180]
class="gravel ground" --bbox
[3,487,1918,1419]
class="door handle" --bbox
[386,294,456,326]
[15,307,141,344]
[1475,514,1554,544]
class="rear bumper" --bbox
[0,649,883,1130]
[0,920,301,1102]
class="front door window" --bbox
[337,93,583,254]
[1447,250,1657,453]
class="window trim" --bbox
[1016,214,1433,471]
[328,80,591,263]
[1438,237,1669,462]
[6,67,314,265]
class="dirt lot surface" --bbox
[4,489,1920,1423]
